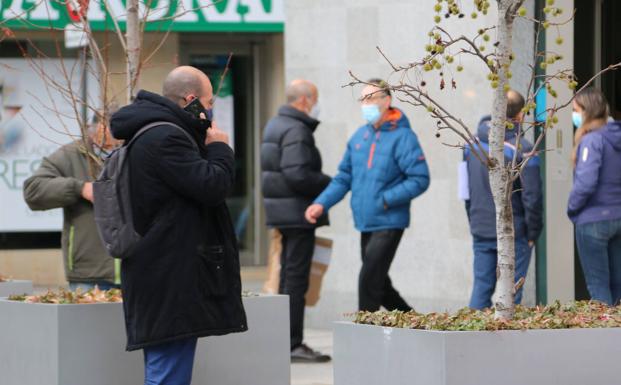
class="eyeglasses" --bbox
[358,93,388,104]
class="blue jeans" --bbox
[469,236,532,309]
[69,282,121,291]
[576,219,621,305]
[143,338,198,385]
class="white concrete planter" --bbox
[334,321,621,385]
[0,300,142,385]
[193,294,291,385]
[0,294,290,385]
[0,280,33,297]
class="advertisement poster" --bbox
[0,58,96,232]
[213,69,235,151]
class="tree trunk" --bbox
[125,0,140,102]
[489,1,517,320]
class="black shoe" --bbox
[290,343,331,363]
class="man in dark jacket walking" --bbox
[463,90,543,309]
[110,66,247,385]
[24,113,121,291]
[261,79,331,362]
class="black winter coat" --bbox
[110,90,247,351]
[261,105,331,228]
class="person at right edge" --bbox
[568,87,621,306]
[110,66,247,385]
[463,90,543,310]
[261,79,332,363]
[305,79,430,313]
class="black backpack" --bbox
[93,121,198,259]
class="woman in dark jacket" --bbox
[568,88,621,305]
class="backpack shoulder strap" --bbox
[126,121,199,151]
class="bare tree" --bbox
[125,0,141,100]
[0,0,221,173]
[347,0,621,320]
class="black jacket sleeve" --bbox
[280,125,331,197]
[155,130,235,206]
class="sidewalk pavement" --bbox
[291,329,334,385]
[241,268,334,385]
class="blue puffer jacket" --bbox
[568,121,621,225]
[314,108,430,232]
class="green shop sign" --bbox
[0,0,284,32]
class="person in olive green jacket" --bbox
[23,114,121,291]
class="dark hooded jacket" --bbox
[568,121,621,225]
[261,105,331,228]
[110,90,247,351]
[464,115,543,241]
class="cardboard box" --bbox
[305,237,332,306]
[262,234,333,307]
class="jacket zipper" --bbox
[367,130,381,169]
[68,225,75,271]
[367,143,376,169]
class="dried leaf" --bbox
[353,301,621,331]
[9,287,122,304]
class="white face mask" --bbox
[572,111,583,128]
[309,103,320,119]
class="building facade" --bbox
[1,0,620,325]
[283,0,620,328]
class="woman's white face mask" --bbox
[572,111,583,128]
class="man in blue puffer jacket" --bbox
[305,79,430,311]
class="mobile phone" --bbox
[183,98,206,119]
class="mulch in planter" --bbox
[354,301,621,331]
[7,288,263,304]
[7,287,122,304]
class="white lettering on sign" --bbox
[29,0,60,19]
[173,0,198,22]
[86,0,107,21]
[243,0,284,22]
[2,0,59,20]
[1,0,284,27]
[102,0,126,21]
[2,0,60,20]
[140,0,171,21]
[200,0,240,22]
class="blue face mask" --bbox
[572,111,583,128]
[362,104,381,124]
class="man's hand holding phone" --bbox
[184,97,228,146]
[205,120,229,145]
